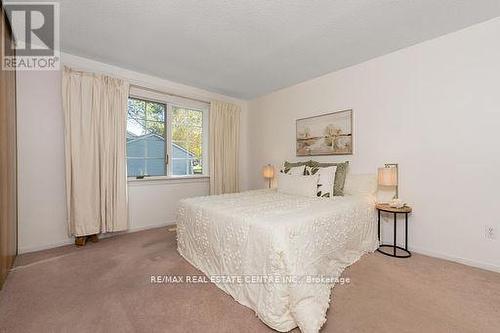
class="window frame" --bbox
[127,87,209,180]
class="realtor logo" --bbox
[2,2,60,70]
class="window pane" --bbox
[145,101,165,122]
[128,99,146,120]
[127,99,147,136]
[146,158,166,177]
[172,158,192,176]
[145,132,165,158]
[127,98,166,177]
[172,107,203,176]
[127,158,145,177]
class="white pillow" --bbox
[344,174,377,195]
[277,173,319,198]
[316,166,337,198]
[286,165,305,176]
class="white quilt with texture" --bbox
[176,189,378,333]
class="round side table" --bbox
[376,203,412,258]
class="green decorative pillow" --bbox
[305,160,349,196]
[282,161,308,174]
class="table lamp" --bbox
[262,164,274,189]
[378,163,404,208]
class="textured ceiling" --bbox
[17,0,500,99]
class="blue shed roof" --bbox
[126,133,196,158]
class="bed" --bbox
[177,182,378,333]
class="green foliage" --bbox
[128,98,165,136]
[172,107,203,159]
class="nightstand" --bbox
[376,203,412,258]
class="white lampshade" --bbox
[378,167,398,186]
[262,164,274,179]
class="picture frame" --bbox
[296,109,353,156]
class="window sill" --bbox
[127,175,209,186]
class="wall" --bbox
[17,53,248,253]
[248,18,500,272]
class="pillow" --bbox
[344,174,377,195]
[286,165,305,176]
[305,165,337,197]
[282,160,349,195]
[282,161,308,174]
[277,173,319,198]
[305,161,349,196]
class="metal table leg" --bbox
[393,213,397,256]
[378,209,381,243]
[405,212,408,251]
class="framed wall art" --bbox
[296,109,353,156]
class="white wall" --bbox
[17,70,68,253]
[248,18,500,272]
[17,53,248,253]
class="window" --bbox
[171,106,204,176]
[126,94,208,178]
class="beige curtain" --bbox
[209,101,240,195]
[62,67,129,236]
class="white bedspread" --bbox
[176,189,378,333]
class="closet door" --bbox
[0,7,17,289]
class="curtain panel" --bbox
[62,67,129,236]
[209,101,240,195]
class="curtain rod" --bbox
[64,66,211,104]
[130,84,211,104]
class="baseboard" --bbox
[18,221,176,254]
[128,221,175,233]
[410,246,500,273]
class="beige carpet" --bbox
[0,227,499,333]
